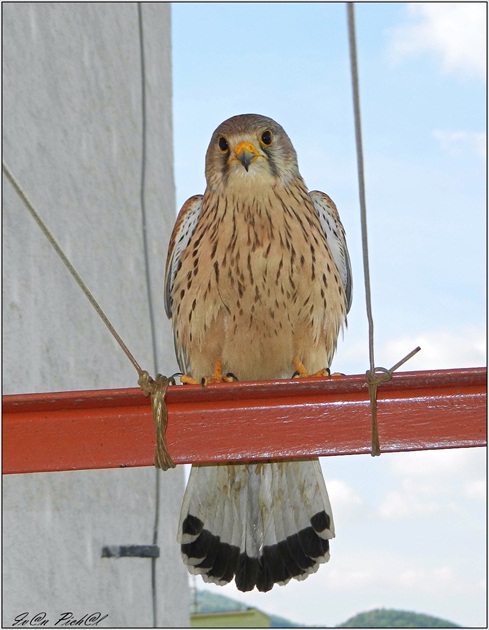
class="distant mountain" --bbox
[192,590,460,628]
[338,608,460,628]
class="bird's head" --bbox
[205,114,301,191]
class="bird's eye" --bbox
[218,136,229,152]
[261,130,273,146]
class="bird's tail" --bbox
[177,460,335,592]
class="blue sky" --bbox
[172,3,486,627]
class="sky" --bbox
[172,3,486,627]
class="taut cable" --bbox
[3,161,175,469]
[346,4,420,455]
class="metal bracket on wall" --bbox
[101,545,160,559]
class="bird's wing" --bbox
[164,195,204,318]
[309,190,353,314]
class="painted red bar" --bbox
[2,367,486,474]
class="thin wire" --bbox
[347,2,375,373]
[3,138,175,480]
[346,3,421,455]
[138,5,159,379]
[2,161,144,377]
[347,2,382,454]
[137,5,161,627]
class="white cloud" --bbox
[433,130,486,160]
[389,3,486,79]
[464,478,486,501]
[326,479,364,521]
[336,325,485,377]
[377,449,486,519]
[378,487,441,519]
[376,473,456,520]
[388,449,476,478]
[380,326,486,371]
[322,567,375,590]
[398,566,456,592]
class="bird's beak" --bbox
[234,141,260,172]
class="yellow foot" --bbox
[180,358,238,386]
[292,357,332,379]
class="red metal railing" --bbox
[3,367,486,475]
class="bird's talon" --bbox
[183,359,236,386]
[292,357,332,379]
[180,374,200,385]
[316,367,331,378]
[309,368,331,378]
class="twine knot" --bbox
[366,366,392,388]
[138,371,176,470]
[365,346,421,457]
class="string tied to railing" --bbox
[2,161,174,470]
[347,2,421,456]
[138,372,176,470]
[365,346,421,455]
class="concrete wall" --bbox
[3,3,189,626]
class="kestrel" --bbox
[164,114,352,592]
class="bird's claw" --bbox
[291,357,331,379]
[180,359,238,386]
[292,367,331,379]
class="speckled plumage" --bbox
[165,114,352,591]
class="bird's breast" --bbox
[172,187,346,380]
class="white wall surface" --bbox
[3,3,189,626]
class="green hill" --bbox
[191,590,460,628]
[338,608,460,628]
